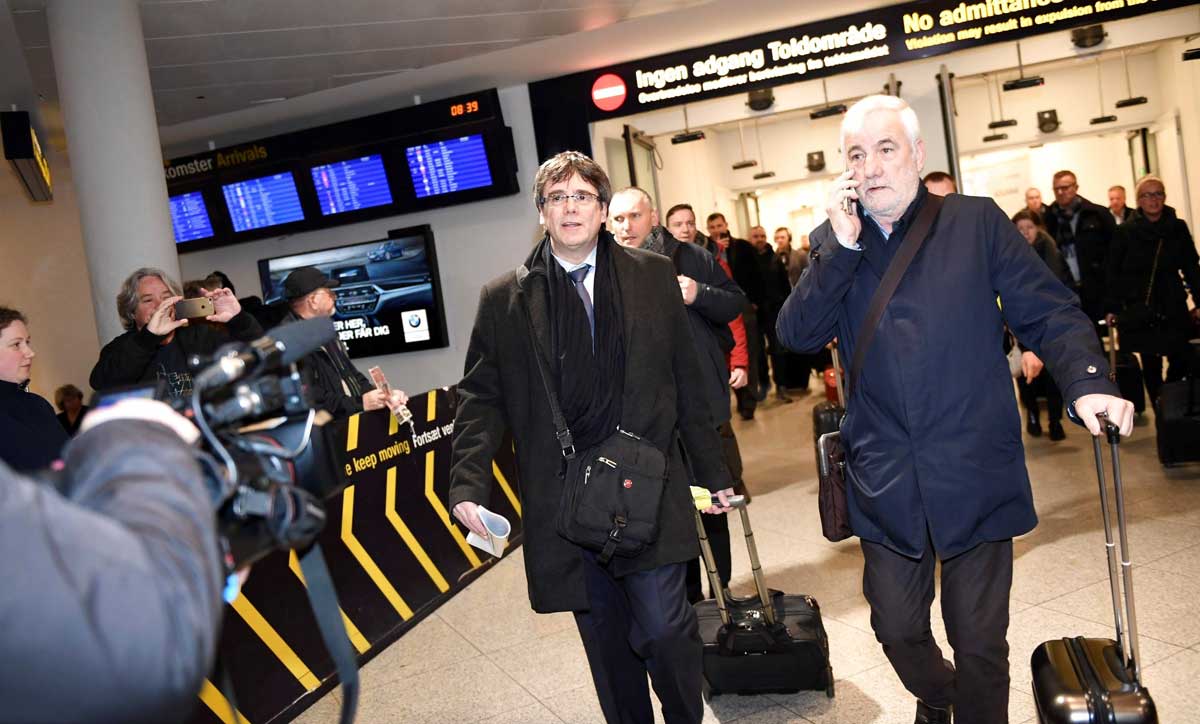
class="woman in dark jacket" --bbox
[0,307,69,471]
[1011,209,1072,440]
[1106,176,1200,405]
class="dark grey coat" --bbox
[0,420,223,723]
[449,232,733,613]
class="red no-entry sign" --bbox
[591,73,627,112]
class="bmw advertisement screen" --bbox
[256,225,449,357]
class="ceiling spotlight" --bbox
[1071,24,1106,49]
[983,133,1009,142]
[732,159,757,169]
[1090,115,1118,125]
[988,119,1017,128]
[671,105,706,144]
[1115,97,1147,108]
[750,119,774,179]
[1003,43,1044,91]
[747,88,774,112]
[1088,57,1117,126]
[753,170,776,180]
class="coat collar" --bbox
[516,230,638,375]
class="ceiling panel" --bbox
[5,0,709,135]
[144,8,623,67]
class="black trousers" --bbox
[1017,370,1063,423]
[575,551,704,724]
[1141,349,1188,407]
[861,536,1014,723]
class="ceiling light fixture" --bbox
[671,105,706,144]
[1114,50,1147,108]
[810,78,847,119]
[1089,57,1117,125]
[751,119,775,180]
[731,121,758,169]
[1002,43,1044,91]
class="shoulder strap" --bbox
[848,194,944,400]
[1143,239,1163,305]
[521,303,576,459]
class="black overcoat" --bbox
[449,232,733,613]
[778,192,1116,559]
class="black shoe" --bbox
[1049,420,1065,441]
[1026,414,1042,437]
[738,409,755,421]
[915,701,953,724]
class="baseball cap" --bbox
[282,266,339,300]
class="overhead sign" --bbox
[531,0,1190,125]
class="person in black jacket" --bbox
[749,224,795,403]
[0,307,68,471]
[1044,170,1117,324]
[609,186,748,604]
[280,266,407,418]
[1012,209,1073,440]
[1107,175,1200,406]
[450,153,734,724]
[90,267,264,397]
[54,383,90,437]
[1,398,223,724]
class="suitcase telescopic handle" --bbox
[694,510,732,626]
[1091,411,1143,682]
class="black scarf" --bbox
[540,232,625,451]
[1053,196,1084,249]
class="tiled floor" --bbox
[296,389,1200,723]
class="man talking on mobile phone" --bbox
[777,95,1133,724]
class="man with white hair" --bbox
[777,95,1133,724]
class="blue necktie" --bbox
[568,265,594,343]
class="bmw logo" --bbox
[408,314,422,328]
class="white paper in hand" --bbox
[465,506,512,558]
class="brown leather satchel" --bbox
[815,194,944,542]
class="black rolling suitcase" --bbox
[812,344,845,474]
[1155,378,1200,466]
[1104,318,1147,414]
[1030,415,1157,723]
[693,500,834,698]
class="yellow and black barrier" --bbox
[188,386,521,724]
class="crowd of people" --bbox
[1,89,1195,724]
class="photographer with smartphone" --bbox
[90,267,264,397]
[0,397,224,724]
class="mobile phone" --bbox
[842,196,854,216]
[174,297,214,319]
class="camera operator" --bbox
[0,398,224,724]
[90,267,265,398]
[280,266,407,417]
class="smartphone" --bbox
[842,196,853,216]
[174,297,214,319]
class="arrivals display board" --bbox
[164,89,520,252]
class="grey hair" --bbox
[116,267,182,331]
[841,95,921,154]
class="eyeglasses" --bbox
[1137,190,1166,200]
[541,191,600,207]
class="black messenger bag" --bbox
[524,308,668,565]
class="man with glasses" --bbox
[450,152,734,724]
[281,266,406,418]
[1044,170,1116,324]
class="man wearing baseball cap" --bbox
[281,266,406,418]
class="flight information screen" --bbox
[168,191,215,243]
[405,134,493,199]
[310,154,394,216]
[222,172,305,232]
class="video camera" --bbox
[93,316,344,568]
[93,316,361,724]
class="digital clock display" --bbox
[449,99,480,117]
